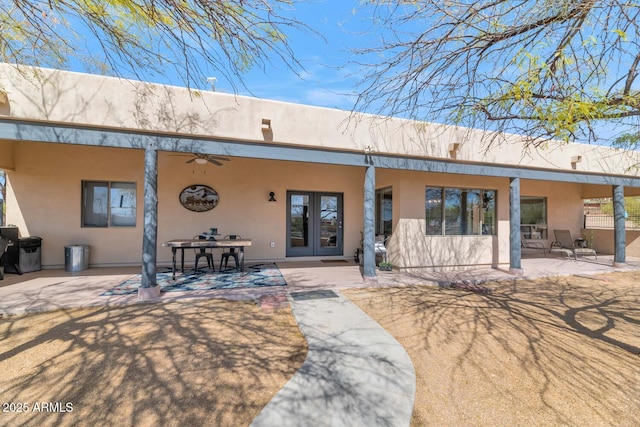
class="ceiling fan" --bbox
[172,153,230,166]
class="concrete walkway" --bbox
[251,289,416,427]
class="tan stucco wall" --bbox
[6,142,365,268]
[581,184,640,198]
[2,65,638,270]
[1,64,639,178]
[586,229,640,257]
[374,170,586,270]
[3,141,605,270]
[0,140,14,170]
[521,180,585,246]
[377,170,508,269]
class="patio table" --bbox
[162,238,252,279]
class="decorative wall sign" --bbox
[179,185,219,212]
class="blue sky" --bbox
[215,1,368,111]
[60,1,637,146]
[62,1,369,112]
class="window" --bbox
[82,181,137,227]
[426,188,443,234]
[375,187,393,236]
[426,187,496,235]
[520,196,547,239]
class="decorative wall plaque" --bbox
[179,185,219,212]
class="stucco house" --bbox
[1,64,639,297]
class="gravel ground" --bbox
[0,299,307,427]
[344,271,640,426]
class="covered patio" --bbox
[1,254,639,317]
[2,65,640,293]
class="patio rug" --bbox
[100,263,286,296]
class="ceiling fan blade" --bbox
[185,158,196,164]
[208,156,230,161]
[207,159,224,166]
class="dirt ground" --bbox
[0,299,307,427]
[1,271,639,427]
[344,271,640,426]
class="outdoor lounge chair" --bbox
[551,229,597,260]
[521,232,546,254]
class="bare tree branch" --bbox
[0,0,316,91]
[351,1,640,147]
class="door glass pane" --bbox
[290,195,310,248]
[319,195,338,247]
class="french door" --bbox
[286,191,343,257]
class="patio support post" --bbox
[363,163,377,279]
[613,184,626,266]
[509,177,524,275]
[139,141,160,300]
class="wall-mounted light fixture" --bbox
[268,192,277,202]
[449,143,460,159]
[262,119,271,132]
[571,155,582,170]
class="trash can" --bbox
[18,236,42,273]
[65,245,90,272]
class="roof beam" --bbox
[1,119,639,187]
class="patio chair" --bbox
[220,235,241,271]
[520,232,546,254]
[193,234,214,273]
[551,229,597,260]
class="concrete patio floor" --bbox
[0,254,639,317]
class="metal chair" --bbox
[551,229,597,260]
[220,235,241,271]
[193,234,214,272]
[521,232,546,254]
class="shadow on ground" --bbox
[344,270,640,426]
[0,299,307,427]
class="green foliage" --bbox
[353,1,640,145]
[521,199,545,225]
[601,197,640,227]
[613,132,640,149]
[378,261,392,271]
[0,0,310,90]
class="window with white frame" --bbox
[426,187,496,235]
[82,181,137,227]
